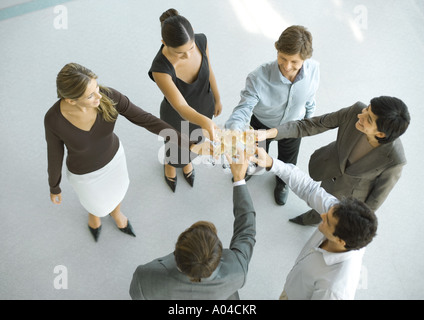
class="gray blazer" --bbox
[275,102,406,211]
[129,184,256,300]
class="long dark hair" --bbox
[160,8,194,48]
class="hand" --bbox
[214,101,223,117]
[265,128,278,140]
[50,193,62,204]
[201,117,219,143]
[254,129,268,142]
[190,140,213,156]
[226,148,249,182]
[249,146,273,169]
[255,128,278,141]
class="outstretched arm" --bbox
[109,87,212,158]
[152,72,217,141]
[206,43,222,117]
[228,151,256,273]
[252,147,338,214]
[225,74,259,131]
[259,104,356,142]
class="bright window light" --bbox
[229,0,289,40]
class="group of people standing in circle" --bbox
[45,8,410,299]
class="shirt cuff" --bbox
[233,179,246,187]
[268,157,292,183]
[269,157,280,174]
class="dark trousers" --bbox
[250,115,301,185]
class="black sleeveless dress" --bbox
[149,33,215,167]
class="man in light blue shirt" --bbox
[225,25,320,205]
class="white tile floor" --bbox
[1,0,423,300]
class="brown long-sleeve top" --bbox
[44,87,192,194]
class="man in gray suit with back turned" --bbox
[129,151,255,300]
[263,96,410,225]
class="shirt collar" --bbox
[315,235,365,266]
[202,261,223,282]
[160,252,223,281]
[271,59,306,84]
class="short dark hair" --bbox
[160,8,194,48]
[332,197,378,251]
[275,25,313,60]
[174,221,222,282]
[371,96,410,144]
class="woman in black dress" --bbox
[149,8,222,192]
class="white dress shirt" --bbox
[270,158,366,300]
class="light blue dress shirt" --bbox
[225,59,320,130]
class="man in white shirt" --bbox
[252,148,378,300]
[225,25,320,206]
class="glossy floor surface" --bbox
[1,0,423,299]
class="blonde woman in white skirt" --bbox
[45,63,205,241]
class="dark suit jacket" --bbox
[129,184,256,300]
[275,102,406,211]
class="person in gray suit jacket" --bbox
[263,96,410,225]
[129,151,256,300]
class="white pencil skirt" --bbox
[66,142,130,217]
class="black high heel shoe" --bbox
[88,225,102,242]
[164,165,177,192]
[119,219,136,237]
[183,167,195,187]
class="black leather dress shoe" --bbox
[164,165,177,192]
[274,183,289,205]
[119,220,136,237]
[289,209,322,226]
[88,225,102,242]
[183,167,195,187]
